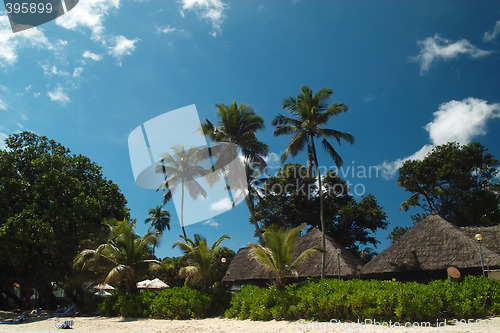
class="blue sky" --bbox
[1,0,500,259]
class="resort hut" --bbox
[460,224,500,255]
[223,227,362,289]
[360,214,500,281]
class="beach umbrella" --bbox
[136,279,152,289]
[146,278,169,289]
[94,283,115,290]
[94,290,112,297]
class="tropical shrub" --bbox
[98,287,230,319]
[226,276,500,322]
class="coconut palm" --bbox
[249,224,324,289]
[156,145,209,238]
[173,233,230,289]
[202,101,268,244]
[272,85,354,278]
[73,219,164,292]
[144,206,171,256]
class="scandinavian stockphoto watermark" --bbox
[128,105,248,228]
[297,318,500,330]
[3,0,79,33]
[249,161,380,199]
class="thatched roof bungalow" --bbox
[460,224,500,255]
[360,214,500,281]
[223,227,362,288]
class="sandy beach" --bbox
[1,313,499,333]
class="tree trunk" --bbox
[245,194,264,245]
[181,180,187,238]
[310,136,326,279]
[0,287,22,309]
[37,282,58,310]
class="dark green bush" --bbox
[98,287,230,319]
[226,276,500,322]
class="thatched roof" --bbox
[361,214,500,278]
[460,225,500,255]
[223,227,362,283]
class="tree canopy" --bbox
[254,164,388,255]
[0,132,128,308]
[398,142,500,227]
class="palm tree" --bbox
[202,101,268,244]
[272,85,354,278]
[144,206,171,256]
[156,145,209,238]
[249,224,324,289]
[73,219,164,291]
[172,233,230,289]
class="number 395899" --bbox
[5,2,54,14]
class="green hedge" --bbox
[98,287,230,319]
[225,276,500,322]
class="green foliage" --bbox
[202,101,269,244]
[387,226,412,244]
[0,131,128,307]
[398,142,500,226]
[173,233,232,289]
[98,287,230,319]
[73,219,164,292]
[249,224,324,289]
[226,276,500,322]
[254,164,388,252]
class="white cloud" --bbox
[202,218,220,228]
[108,35,140,62]
[73,67,84,78]
[0,95,9,111]
[82,50,102,61]
[377,98,500,179]
[377,145,434,180]
[0,131,7,150]
[179,0,227,36]
[413,34,491,74]
[484,21,500,42]
[40,63,69,76]
[47,86,70,105]
[263,152,281,170]
[55,0,120,41]
[209,197,232,212]
[425,98,500,146]
[158,25,176,34]
[0,16,56,67]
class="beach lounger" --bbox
[53,306,77,317]
[55,320,74,329]
[0,313,27,324]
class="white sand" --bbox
[0,314,499,332]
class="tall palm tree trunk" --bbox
[245,194,264,245]
[310,136,326,279]
[181,179,187,238]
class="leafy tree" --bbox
[273,85,354,278]
[172,233,231,290]
[145,206,171,256]
[254,164,388,255]
[387,213,427,244]
[202,101,269,244]
[398,142,500,227]
[73,219,164,292]
[387,226,412,244]
[156,145,209,238]
[0,132,128,309]
[249,224,324,289]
